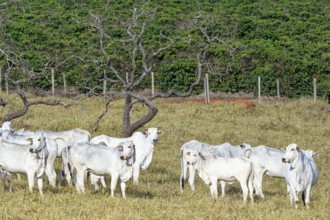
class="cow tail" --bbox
[302,191,306,206]
[180,150,186,192]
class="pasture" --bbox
[0,94,329,219]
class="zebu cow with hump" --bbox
[183,149,254,204]
[180,140,252,197]
[282,144,319,209]
[1,124,59,189]
[66,140,135,198]
[89,127,162,189]
[0,134,47,196]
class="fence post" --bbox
[313,77,317,101]
[151,72,155,96]
[204,74,210,104]
[63,73,67,96]
[277,78,280,99]
[51,68,55,96]
[258,76,261,104]
[103,78,107,96]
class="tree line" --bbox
[0,0,329,98]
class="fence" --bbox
[0,67,328,104]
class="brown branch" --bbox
[91,96,113,133]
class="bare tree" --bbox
[0,48,73,123]
[84,4,225,136]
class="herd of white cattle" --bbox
[0,121,319,209]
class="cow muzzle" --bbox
[153,139,158,144]
[282,158,288,163]
[120,156,126,160]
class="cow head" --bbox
[117,140,135,165]
[143,127,162,145]
[281,143,300,164]
[184,150,204,166]
[29,133,47,154]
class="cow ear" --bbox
[26,138,33,145]
[99,142,107,147]
[185,152,191,156]
[313,152,319,157]
[157,130,163,135]
[280,147,286,151]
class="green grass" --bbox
[0,94,329,219]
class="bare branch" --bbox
[91,96,114,133]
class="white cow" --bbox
[1,129,58,189]
[0,134,47,196]
[90,127,162,188]
[180,140,252,197]
[247,145,288,199]
[184,149,254,204]
[67,141,135,198]
[282,144,319,209]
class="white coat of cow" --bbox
[0,135,47,195]
[90,127,162,187]
[184,149,254,204]
[67,141,135,198]
[282,144,319,209]
[1,129,58,188]
[180,140,252,197]
[247,145,288,198]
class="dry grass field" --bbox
[0,94,329,219]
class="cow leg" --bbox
[37,176,44,196]
[188,165,195,192]
[220,181,226,198]
[132,165,140,185]
[17,173,21,181]
[7,173,12,192]
[305,184,312,209]
[120,181,126,199]
[1,171,6,191]
[100,176,107,189]
[248,172,254,204]
[253,169,265,199]
[110,174,119,197]
[210,178,218,199]
[27,172,35,193]
[75,170,85,193]
[45,166,56,189]
[238,179,249,205]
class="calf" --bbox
[180,140,252,197]
[282,144,319,209]
[0,134,47,196]
[68,141,135,198]
[90,127,162,187]
[184,149,254,204]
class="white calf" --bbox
[0,135,47,196]
[90,127,162,187]
[69,141,135,198]
[282,144,319,209]
[184,149,254,204]
[180,140,252,196]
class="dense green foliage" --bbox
[0,0,329,97]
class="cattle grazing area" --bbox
[0,94,329,219]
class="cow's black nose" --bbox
[120,156,125,160]
[282,158,286,163]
